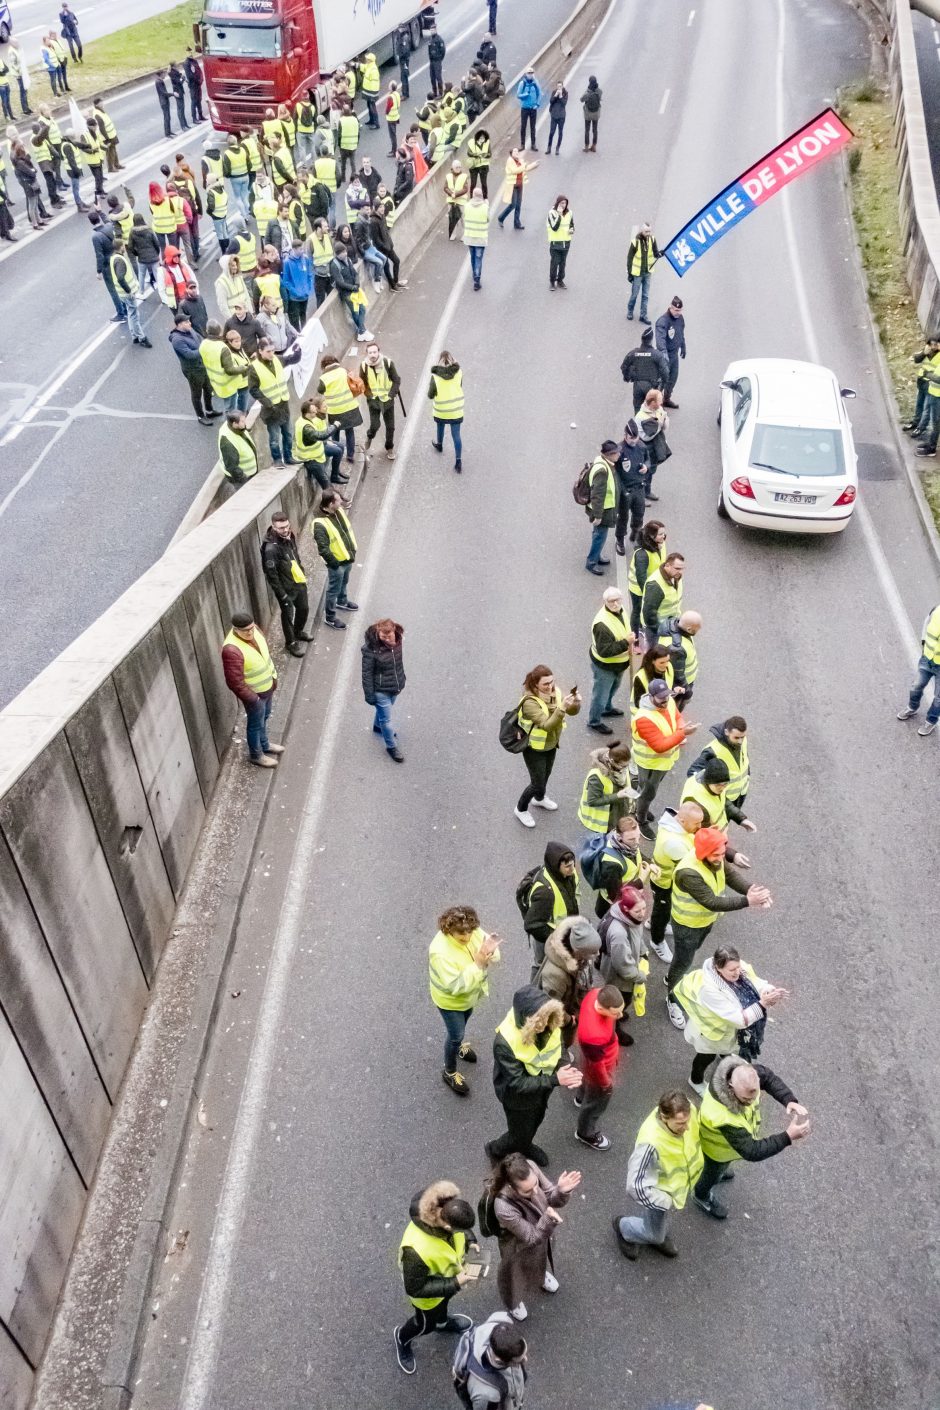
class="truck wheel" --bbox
[411,17,422,48]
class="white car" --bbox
[717,358,859,533]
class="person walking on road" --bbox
[427,27,447,97]
[627,520,666,633]
[666,828,771,1029]
[428,349,465,471]
[578,743,635,835]
[641,551,685,643]
[584,441,620,575]
[384,79,402,155]
[581,76,602,151]
[91,97,122,172]
[514,666,581,827]
[621,325,669,412]
[487,0,499,34]
[129,214,161,295]
[655,296,686,408]
[221,612,283,768]
[588,813,650,919]
[456,1314,529,1407]
[627,223,661,324]
[395,1182,476,1375]
[615,419,652,552]
[467,128,491,196]
[487,1154,580,1320]
[445,158,470,238]
[537,917,603,1043]
[88,210,124,319]
[694,1055,809,1220]
[486,985,583,1167]
[463,187,489,290]
[497,148,537,230]
[521,843,581,977]
[169,313,216,423]
[687,715,751,811]
[613,1090,702,1261]
[588,585,632,733]
[676,945,786,1095]
[648,800,704,963]
[361,340,401,460]
[546,194,573,289]
[631,677,699,837]
[897,602,940,735]
[361,617,406,760]
[110,238,151,347]
[597,885,649,1047]
[546,81,568,154]
[429,905,501,1095]
[59,5,83,63]
[636,389,671,500]
[318,352,365,461]
[155,71,174,139]
[574,983,624,1152]
[680,756,754,835]
[658,611,701,712]
[311,489,358,630]
[261,512,312,659]
[217,409,259,486]
[516,69,541,150]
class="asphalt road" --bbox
[124,1,940,1409]
[2,0,179,53]
[912,5,940,200]
[0,0,572,708]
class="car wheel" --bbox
[716,403,722,428]
[0,23,10,42]
[717,486,729,519]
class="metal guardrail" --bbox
[890,0,940,332]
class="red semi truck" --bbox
[198,0,437,133]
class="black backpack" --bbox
[515,865,541,918]
[584,88,601,113]
[498,700,528,753]
[477,1187,501,1239]
[572,460,593,505]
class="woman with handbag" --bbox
[673,945,788,1096]
[637,388,671,503]
[488,1153,581,1321]
[514,665,580,827]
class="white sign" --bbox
[291,314,329,398]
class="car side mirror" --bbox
[840,387,856,399]
[720,379,739,391]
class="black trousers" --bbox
[520,108,537,147]
[447,203,462,236]
[278,585,309,646]
[694,1154,731,1202]
[158,97,172,137]
[547,116,565,152]
[549,242,569,285]
[314,273,332,307]
[576,1082,611,1138]
[399,1296,453,1345]
[649,883,672,948]
[691,1051,717,1084]
[489,1093,551,1161]
[584,117,598,148]
[517,746,556,811]
[367,399,395,448]
[469,166,489,197]
[666,355,680,397]
[429,59,443,96]
[665,921,713,996]
[189,86,204,122]
[175,93,189,130]
[40,168,59,204]
[616,485,646,543]
[286,295,308,327]
[183,368,214,417]
[375,239,400,286]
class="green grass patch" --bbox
[842,85,940,533]
[28,1,202,106]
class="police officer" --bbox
[311,489,358,630]
[621,325,669,413]
[360,340,401,460]
[655,296,686,408]
[261,511,312,658]
[588,585,632,733]
[584,440,619,576]
[615,418,652,552]
[220,612,282,767]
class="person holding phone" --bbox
[395,1181,478,1375]
[428,905,501,1097]
[514,665,581,828]
[693,1055,809,1221]
[487,1152,581,1321]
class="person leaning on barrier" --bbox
[261,511,312,659]
[217,409,259,487]
[221,612,283,768]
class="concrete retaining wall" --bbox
[0,1,608,1403]
[889,0,940,332]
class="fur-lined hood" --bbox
[709,1054,753,1115]
[411,1180,461,1230]
[509,985,566,1042]
[544,918,580,975]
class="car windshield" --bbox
[204,23,280,58]
[750,422,845,478]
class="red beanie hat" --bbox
[694,826,726,860]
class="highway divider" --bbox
[889,0,940,332]
[0,0,610,1404]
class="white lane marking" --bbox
[688,8,696,25]
[659,88,671,115]
[174,2,625,1404]
[0,323,115,449]
[774,0,920,663]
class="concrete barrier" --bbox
[889,0,940,332]
[0,1,609,1402]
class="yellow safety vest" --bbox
[643,568,684,627]
[462,201,489,244]
[589,457,616,511]
[445,172,469,206]
[547,210,574,243]
[271,147,296,185]
[632,664,675,718]
[526,867,578,923]
[30,136,52,164]
[699,1086,761,1164]
[84,133,104,167]
[467,136,491,168]
[225,145,249,177]
[926,350,940,400]
[293,414,329,463]
[93,107,117,141]
[50,38,67,63]
[361,58,380,96]
[671,855,725,929]
[311,230,334,266]
[252,193,279,225]
[112,204,134,241]
[631,700,681,772]
[578,768,615,833]
[339,114,360,151]
[233,231,257,273]
[680,776,729,833]
[320,364,356,417]
[590,606,631,666]
[428,928,489,1011]
[204,152,224,182]
[387,90,402,123]
[251,354,289,406]
[201,340,245,397]
[45,118,63,146]
[218,424,259,480]
[517,688,564,752]
[431,368,464,420]
[495,1009,562,1076]
[630,237,657,277]
[709,737,750,803]
[398,1222,466,1309]
[363,359,392,403]
[634,1107,703,1210]
[109,253,139,297]
[222,627,276,692]
[314,155,338,192]
[254,271,282,307]
[150,199,177,235]
[312,509,357,563]
[651,813,695,890]
[316,124,336,155]
[659,630,699,687]
[295,100,316,133]
[921,604,940,663]
[675,962,761,1047]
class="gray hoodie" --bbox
[466,1312,527,1409]
[598,901,647,987]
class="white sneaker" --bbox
[644,921,672,936]
[649,938,673,964]
[688,1078,706,1098]
[531,796,558,810]
[666,999,686,1031]
[363,328,373,339]
[371,277,383,292]
[514,807,536,828]
[918,721,937,736]
[356,330,368,340]
[510,1302,528,1321]
[542,1270,559,1293]
[398,278,409,286]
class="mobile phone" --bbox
[462,1263,483,1281]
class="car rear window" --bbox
[750,423,846,478]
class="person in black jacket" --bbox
[155,70,174,138]
[486,986,582,1167]
[168,62,189,132]
[361,618,406,761]
[88,209,125,320]
[179,279,208,334]
[169,314,217,423]
[427,28,446,97]
[621,326,669,412]
[394,1181,476,1376]
[615,419,652,552]
[546,82,567,154]
[184,48,204,123]
[693,1055,809,1220]
[262,513,312,657]
[522,842,580,975]
[128,213,161,295]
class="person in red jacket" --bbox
[574,984,624,1152]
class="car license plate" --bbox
[773,492,817,505]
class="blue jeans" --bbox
[618,1207,669,1246]
[468,245,485,283]
[212,215,230,246]
[361,244,386,279]
[68,174,83,208]
[224,388,250,413]
[497,184,523,228]
[373,690,399,748]
[436,1006,473,1072]
[434,417,463,462]
[122,294,144,341]
[229,174,250,218]
[326,561,352,618]
[586,522,610,567]
[627,272,650,320]
[909,655,940,722]
[920,395,940,449]
[267,418,292,463]
[589,659,624,724]
[341,292,366,334]
[245,691,274,760]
